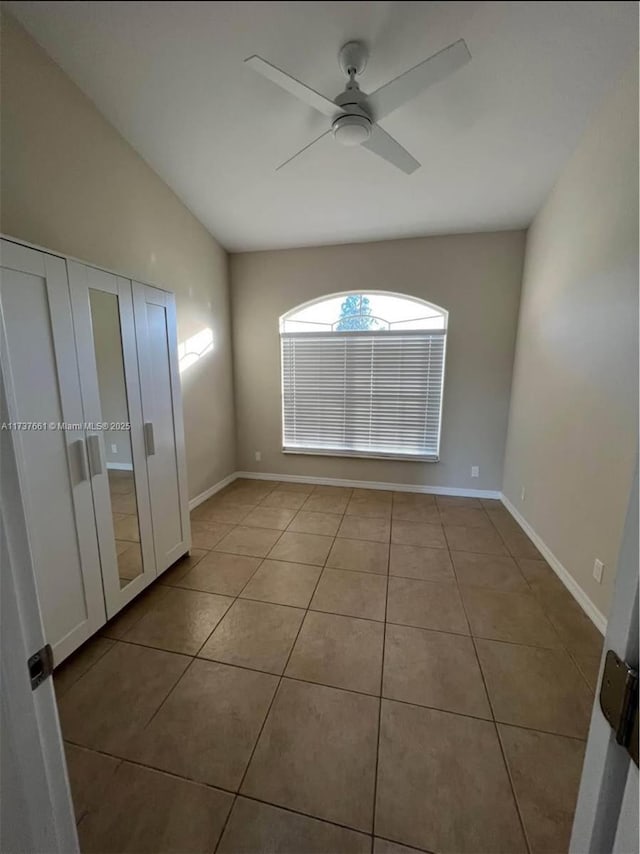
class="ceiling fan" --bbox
[245,38,471,174]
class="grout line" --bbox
[451,535,532,854]
[370,496,392,852]
[213,522,334,854]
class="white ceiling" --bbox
[8,1,637,251]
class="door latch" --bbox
[599,649,638,766]
[28,643,54,690]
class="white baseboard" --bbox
[500,493,607,635]
[188,472,238,511]
[236,470,501,499]
[106,462,133,471]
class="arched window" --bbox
[280,292,448,461]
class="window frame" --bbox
[279,291,448,462]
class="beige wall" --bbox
[230,231,525,491]
[502,65,638,618]
[0,13,236,498]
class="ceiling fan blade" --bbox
[361,125,420,174]
[276,130,331,171]
[367,39,471,121]
[245,55,338,118]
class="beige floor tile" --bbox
[123,587,232,655]
[375,700,526,854]
[391,521,446,548]
[199,599,305,674]
[226,484,276,504]
[268,531,334,565]
[175,551,261,596]
[374,839,428,854]
[272,482,314,495]
[312,485,354,498]
[243,505,298,530]
[327,538,389,575]
[160,549,209,586]
[443,525,508,555]
[476,639,593,738]
[215,525,283,557]
[58,642,190,755]
[64,744,120,822]
[452,551,529,593]
[517,558,567,598]
[460,586,562,648]
[499,725,586,854]
[387,577,469,634]
[346,498,392,519]
[288,510,342,536]
[240,559,322,608]
[391,503,440,523]
[573,652,602,692]
[78,761,233,854]
[311,568,387,621]
[393,491,436,504]
[501,530,542,559]
[191,499,254,525]
[286,611,384,695]
[101,584,171,640]
[131,659,278,790]
[303,493,351,514]
[191,520,234,549]
[439,507,493,528]
[241,679,378,832]
[542,595,604,659]
[112,513,140,542]
[261,489,309,510]
[338,515,391,543]
[54,637,115,698]
[218,797,370,854]
[352,488,393,502]
[110,492,138,515]
[435,495,482,509]
[389,544,454,582]
[383,624,490,718]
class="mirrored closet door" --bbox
[68,262,156,616]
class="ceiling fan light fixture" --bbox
[331,114,371,146]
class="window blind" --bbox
[281,330,446,460]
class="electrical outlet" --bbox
[471,466,479,478]
[521,486,526,502]
[111,444,117,454]
[593,559,604,584]
[255,451,262,462]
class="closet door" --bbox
[68,262,156,616]
[0,241,105,663]
[133,282,190,572]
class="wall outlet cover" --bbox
[111,444,117,453]
[471,466,479,478]
[593,558,604,584]
[255,451,262,462]
[521,486,526,502]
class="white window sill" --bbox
[282,447,439,463]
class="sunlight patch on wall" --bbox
[178,327,214,373]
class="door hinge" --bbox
[28,643,54,690]
[599,649,639,767]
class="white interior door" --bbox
[570,464,638,853]
[133,282,190,572]
[0,240,105,663]
[1,371,78,854]
[68,261,156,617]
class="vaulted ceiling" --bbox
[8,1,637,250]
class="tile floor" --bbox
[54,479,603,854]
[108,469,143,588]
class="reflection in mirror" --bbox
[89,289,143,589]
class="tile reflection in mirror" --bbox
[89,289,143,589]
